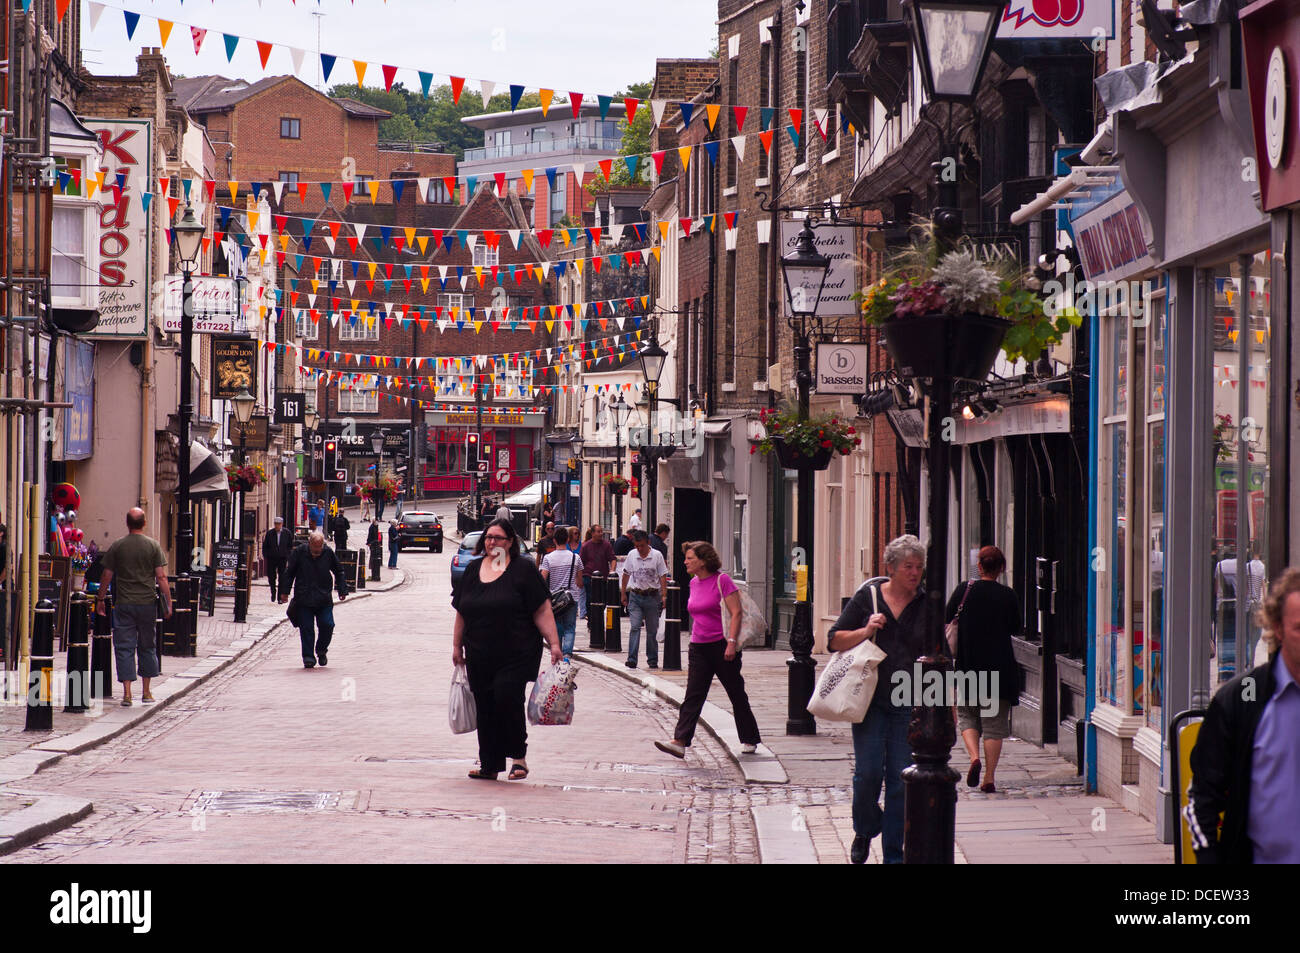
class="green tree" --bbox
[586,80,653,195]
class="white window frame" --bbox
[294,310,319,341]
[337,384,378,414]
[472,243,500,268]
[438,292,473,314]
[51,146,101,312]
[338,313,380,341]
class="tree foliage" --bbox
[328,82,542,160]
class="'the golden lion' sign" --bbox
[212,336,257,400]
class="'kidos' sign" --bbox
[780,222,856,317]
[86,118,152,338]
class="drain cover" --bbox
[192,791,343,813]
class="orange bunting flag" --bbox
[353,60,368,86]
[158,20,174,47]
[678,146,692,171]
[598,158,613,182]
[521,168,535,194]
[705,104,721,130]
[539,89,554,116]
[450,76,466,103]
[367,180,380,204]
[257,41,273,69]
[759,129,774,153]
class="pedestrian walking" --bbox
[826,534,928,864]
[278,531,348,668]
[97,508,171,707]
[542,501,555,525]
[580,525,617,624]
[566,526,585,618]
[360,489,373,522]
[375,487,387,522]
[654,541,761,759]
[332,511,351,553]
[946,545,1022,794]
[451,518,562,781]
[649,523,670,559]
[1186,567,1300,863]
[612,526,636,560]
[540,526,583,657]
[620,530,671,669]
[261,516,293,601]
[495,501,512,523]
[628,508,643,532]
[480,496,496,527]
[387,519,401,569]
[308,499,324,532]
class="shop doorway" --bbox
[672,488,713,629]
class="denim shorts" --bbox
[956,704,1011,740]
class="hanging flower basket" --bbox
[359,476,400,502]
[226,462,268,493]
[603,474,631,495]
[774,437,834,471]
[881,311,1011,383]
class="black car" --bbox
[391,511,443,552]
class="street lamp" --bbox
[780,219,831,736]
[231,388,255,624]
[569,434,585,529]
[901,0,1006,865]
[636,333,675,532]
[370,428,388,521]
[172,205,205,573]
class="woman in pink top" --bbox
[654,541,761,759]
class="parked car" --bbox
[391,511,443,552]
[450,531,534,591]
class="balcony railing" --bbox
[463,136,623,163]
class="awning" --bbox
[699,419,731,438]
[189,442,232,503]
[1010,165,1120,225]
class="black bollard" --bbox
[662,582,682,671]
[177,574,196,657]
[185,575,200,653]
[64,592,91,713]
[25,599,57,731]
[588,572,606,650]
[91,591,114,700]
[604,572,622,654]
[369,543,382,581]
[355,549,367,589]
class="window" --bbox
[493,129,511,149]
[278,171,299,187]
[732,498,747,580]
[596,120,618,140]
[425,179,451,203]
[338,313,379,341]
[532,126,551,142]
[294,310,319,341]
[280,118,300,139]
[52,202,95,310]
[337,385,377,413]
[494,365,531,400]
[549,173,566,226]
[438,293,473,315]
[472,243,500,268]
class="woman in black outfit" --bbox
[452,518,562,781]
[945,544,1022,793]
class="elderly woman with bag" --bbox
[946,544,1022,794]
[452,518,563,781]
[826,534,929,865]
[654,540,761,759]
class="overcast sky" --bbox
[81,0,716,97]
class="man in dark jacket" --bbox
[278,532,348,668]
[386,519,400,569]
[1186,569,1300,863]
[261,516,293,600]
[331,512,351,553]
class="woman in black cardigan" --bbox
[945,545,1022,793]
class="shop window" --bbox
[1209,256,1271,691]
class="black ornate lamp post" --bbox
[231,388,255,623]
[900,0,1006,864]
[610,395,632,536]
[171,206,206,571]
[370,428,387,521]
[779,220,831,735]
[636,333,674,531]
[569,434,585,529]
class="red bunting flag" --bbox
[297,181,308,202]
[624,98,639,122]
[652,151,667,176]
[759,130,774,153]
[257,41,273,69]
[788,108,803,131]
[734,105,748,131]
[342,182,354,202]
[450,76,466,103]
[598,158,613,181]
[570,93,583,118]
[494,171,506,195]
[382,65,398,92]
[191,27,207,55]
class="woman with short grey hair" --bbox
[826,533,929,864]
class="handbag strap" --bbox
[953,580,975,621]
[566,552,578,590]
[867,583,879,641]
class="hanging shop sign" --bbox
[211,336,258,400]
[1241,0,1300,211]
[63,338,95,460]
[275,391,306,424]
[427,411,545,428]
[996,2,1113,40]
[780,221,856,317]
[162,275,241,333]
[228,413,271,452]
[816,342,868,394]
[1070,190,1157,284]
[83,118,152,339]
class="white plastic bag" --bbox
[806,585,888,722]
[718,577,769,650]
[527,660,577,726]
[449,664,477,734]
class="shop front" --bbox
[1084,20,1272,841]
[423,409,544,497]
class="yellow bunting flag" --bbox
[705,104,721,130]
[368,180,380,204]
[539,89,554,116]
[521,168,535,194]
[228,181,239,202]
[354,60,368,86]
[573,259,584,276]
[158,20,174,46]
[678,146,692,171]
[658,220,670,241]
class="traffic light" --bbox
[465,431,480,468]
[324,439,339,473]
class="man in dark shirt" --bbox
[279,531,348,668]
[612,528,636,559]
[332,512,351,553]
[261,516,293,600]
[649,523,670,558]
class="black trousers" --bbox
[466,648,540,774]
[672,640,761,746]
[266,559,286,600]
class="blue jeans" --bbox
[555,603,578,657]
[112,602,160,683]
[626,590,661,666]
[298,604,335,664]
[388,549,398,568]
[851,704,914,863]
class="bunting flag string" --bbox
[87,1,814,121]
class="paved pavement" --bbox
[0,514,1174,863]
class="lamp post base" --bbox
[785,600,817,735]
[902,653,960,864]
